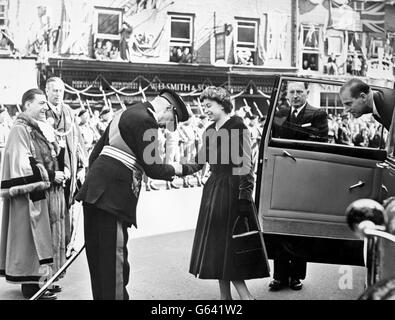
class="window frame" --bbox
[235,18,258,51]
[94,7,123,41]
[300,24,322,72]
[301,24,320,51]
[327,35,343,56]
[169,13,194,47]
[0,0,8,26]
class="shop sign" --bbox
[70,80,274,94]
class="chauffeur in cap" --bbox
[76,89,190,300]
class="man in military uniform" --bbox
[76,89,189,300]
[97,108,113,136]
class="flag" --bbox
[7,0,62,55]
[361,1,385,34]
[327,0,361,31]
[337,31,349,68]
[266,12,289,62]
[60,0,94,55]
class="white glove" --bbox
[170,163,183,176]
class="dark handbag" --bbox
[231,210,270,272]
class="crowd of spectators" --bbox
[328,113,386,148]
[1,104,265,191]
[4,100,386,194]
[170,46,193,63]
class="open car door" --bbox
[255,76,395,265]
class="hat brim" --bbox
[159,88,190,123]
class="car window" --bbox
[271,79,387,149]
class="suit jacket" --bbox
[274,103,329,142]
[76,102,176,227]
[373,90,395,131]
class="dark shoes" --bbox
[268,279,303,291]
[49,284,62,293]
[21,284,57,300]
[290,279,303,291]
[36,291,58,300]
[268,279,288,291]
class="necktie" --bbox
[291,109,298,122]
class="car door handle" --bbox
[376,162,390,169]
[282,150,296,162]
[349,181,365,191]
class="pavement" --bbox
[0,178,367,300]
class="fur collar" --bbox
[16,113,56,144]
[16,113,40,131]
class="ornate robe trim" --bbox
[0,270,52,284]
[0,158,50,199]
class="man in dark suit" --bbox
[340,78,395,131]
[76,89,189,300]
[275,81,328,142]
[269,81,329,292]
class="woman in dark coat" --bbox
[181,87,270,300]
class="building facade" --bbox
[297,0,395,87]
[1,0,299,115]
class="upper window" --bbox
[235,18,258,65]
[94,7,123,40]
[302,25,320,50]
[170,15,193,45]
[301,24,321,72]
[169,13,194,63]
[0,0,8,26]
[93,7,123,61]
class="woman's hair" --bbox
[199,86,233,114]
[22,88,45,110]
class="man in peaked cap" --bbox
[97,108,113,136]
[76,89,190,300]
